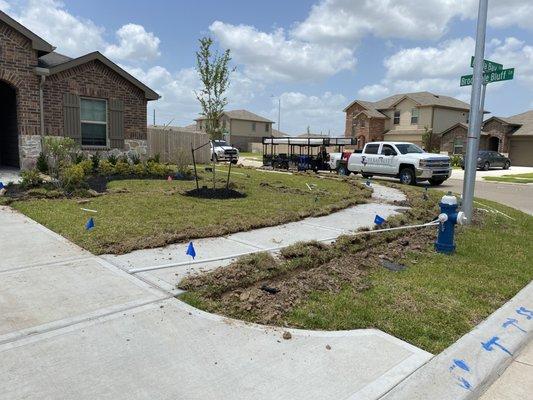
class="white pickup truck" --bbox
[211,140,239,164]
[328,141,451,185]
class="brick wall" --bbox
[0,20,41,138]
[481,119,513,153]
[43,60,147,142]
[344,103,386,148]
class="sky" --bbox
[1,0,532,136]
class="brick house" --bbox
[0,10,159,169]
[343,91,471,149]
[441,110,533,166]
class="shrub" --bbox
[450,154,463,167]
[114,160,132,175]
[107,154,118,165]
[98,160,115,176]
[71,151,87,164]
[147,153,160,163]
[131,163,146,177]
[129,152,141,165]
[146,161,172,177]
[59,164,85,192]
[175,149,191,176]
[20,169,43,188]
[91,153,100,172]
[36,152,49,174]
[78,159,93,175]
[43,137,78,179]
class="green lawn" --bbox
[11,168,370,254]
[180,186,533,354]
[484,173,533,184]
[239,152,262,161]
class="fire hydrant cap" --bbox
[441,192,457,205]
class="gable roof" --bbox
[0,10,54,53]
[45,51,159,100]
[344,91,471,115]
[38,51,72,68]
[501,110,533,136]
[440,122,469,136]
[196,109,274,123]
[354,109,388,119]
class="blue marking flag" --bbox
[0,181,4,189]
[85,217,95,231]
[374,215,386,225]
[186,242,196,259]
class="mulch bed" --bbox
[183,187,246,199]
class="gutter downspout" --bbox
[34,67,50,149]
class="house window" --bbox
[265,124,269,132]
[81,98,107,146]
[360,118,366,128]
[352,119,358,127]
[252,122,256,132]
[453,138,464,154]
[411,108,419,124]
[393,110,400,125]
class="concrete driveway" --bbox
[450,166,533,181]
[0,185,433,400]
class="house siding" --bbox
[43,60,147,143]
[432,107,469,134]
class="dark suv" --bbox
[461,150,511,171]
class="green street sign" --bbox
[470,56,503,72]
[460,68,515,86]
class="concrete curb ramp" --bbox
[380,281,533,399]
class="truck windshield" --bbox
[214,140,228,147]
[395,144,424,154]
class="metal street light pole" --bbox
[462,0,488,223]
[271,95,281,133]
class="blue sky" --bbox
[2,0,532,135]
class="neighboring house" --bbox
[195,109,274,151]
[0,11,159,169]
[343,91,471,149]
[441,110,533,166]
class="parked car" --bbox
[460,150,510,171]
[211,140,239,164]
[328,142,451,185]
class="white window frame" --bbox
[453,138,464,154]
[80,97,108,148]
[411,108,419,124]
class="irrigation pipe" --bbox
[128,220,440,274]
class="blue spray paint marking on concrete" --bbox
[457,377,472,390]
[516,306,533,320]
[481,336,513,356]
[453,359,470,372]
[502,318,527,333]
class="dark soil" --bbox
[183,187,247,199]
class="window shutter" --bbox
[63,93,81,144]
[109,98,125,149]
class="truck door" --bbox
[360,143,380,173]
[379,144,398,175]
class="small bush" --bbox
[129,152,141,165]
[71,151,87,164]
[59,164,85,191]
[43,137,78,179]
[107,154,118,165]
[148,153,160,163]
[175,149,191,176]
[131,163,146,176]
[450,154,463,167]
[115,160,132,175]
[91,153,100,172]
[146,161,172,177]
[36,152,49,174]
[20,169,43,188]
[78,159,93,175]
[98,160,115,176]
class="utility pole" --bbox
[462,0,488,223]
[153,109,156,126]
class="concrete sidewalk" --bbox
[0,186,435,400]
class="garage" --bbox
[509,137,533,167]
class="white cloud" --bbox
[0,0,11,11]
[270,91,347,135]
[209,21,355,82]
[104,24,160,62]
[293,0,533,45]
[358,36,533,101]
[6,0,160,63]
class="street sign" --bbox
[470,56,503,72]
[460,68,514,86]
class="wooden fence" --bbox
[147,127,211,164]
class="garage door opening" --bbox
[489,136,500,152]
[0,80,19,168]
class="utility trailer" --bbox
[262,137,357,171]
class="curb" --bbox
[380,280,533,399]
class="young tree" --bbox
[195,37,233,189]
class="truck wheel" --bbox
[338,165,349,176]
[428,178,445,186]
[399,167,416,185]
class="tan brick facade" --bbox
[344,103,385,149]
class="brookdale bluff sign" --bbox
[460,57,515,87]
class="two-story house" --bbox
[344,91,471,149]
[195,109,275,151]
